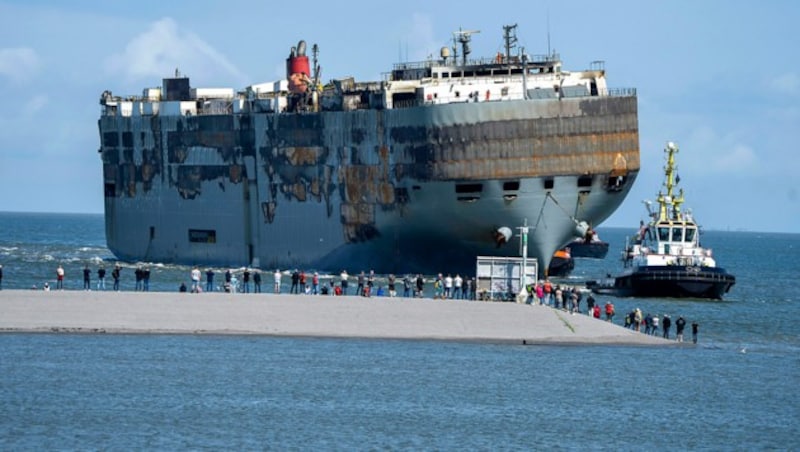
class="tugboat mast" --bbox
[657,142,685,222]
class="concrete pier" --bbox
[0,290,669,346]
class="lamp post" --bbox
[518,218,529,293]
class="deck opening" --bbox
[577,175,593,188]
[455,183,483,194]
[189,229,217,244]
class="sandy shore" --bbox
[0,290,671,346]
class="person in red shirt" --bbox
[604,301,615,322]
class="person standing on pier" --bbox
[453,274,463,299]
[415,274,424,298]
[291,269,300,294]
[143,267,151,291]
[273,269,282,294]
[253,269,262,293]
[402,275,411,298]
[357,271,365,296]
[387,274,396,297]
[205,269,214,292]
[367,270,375,294]
[111,264,121,291]
[676,316,687,342]
[340,270,349,295]
[134,266,143,291]
[190,267,201,292]
[243,268,251,293]
[97,266,106,290]
[444,274,453,298]
[83,265,91,290]
[56,265,65,290]
[299,271,306,294]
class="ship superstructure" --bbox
[98,24,640,276]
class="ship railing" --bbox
[559,87,637,99]
[392,53,559,71]
[604,87,637,97]
[390,86,637,109]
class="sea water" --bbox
[1,212,798,449]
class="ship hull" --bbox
[100,96,639,276]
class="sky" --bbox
[0,0,798,233]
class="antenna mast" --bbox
[547,9,551,56]
[503,24,518,62]
[453,28,480,66]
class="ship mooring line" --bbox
[546,192,578,223]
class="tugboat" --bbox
[565,228,609,259]
[587,142,735,299]
[547,248,575,277]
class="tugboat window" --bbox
[658,226,670,241]
[685,228,696,242]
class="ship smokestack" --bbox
[287,40,311,93]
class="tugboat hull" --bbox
[597,266,735,300]
[566,241,610,259]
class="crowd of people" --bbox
[2,261,701,343]
[515,280,699,342]
[621,308,699,343]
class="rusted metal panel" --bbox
[284,179,307,201]
[261,201,277,223]
[340,202,377,243]
[281,146,324,166]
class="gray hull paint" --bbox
[101,96,639,276]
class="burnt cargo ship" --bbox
[98,25,640,276]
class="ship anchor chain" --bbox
[542,192,591,238]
